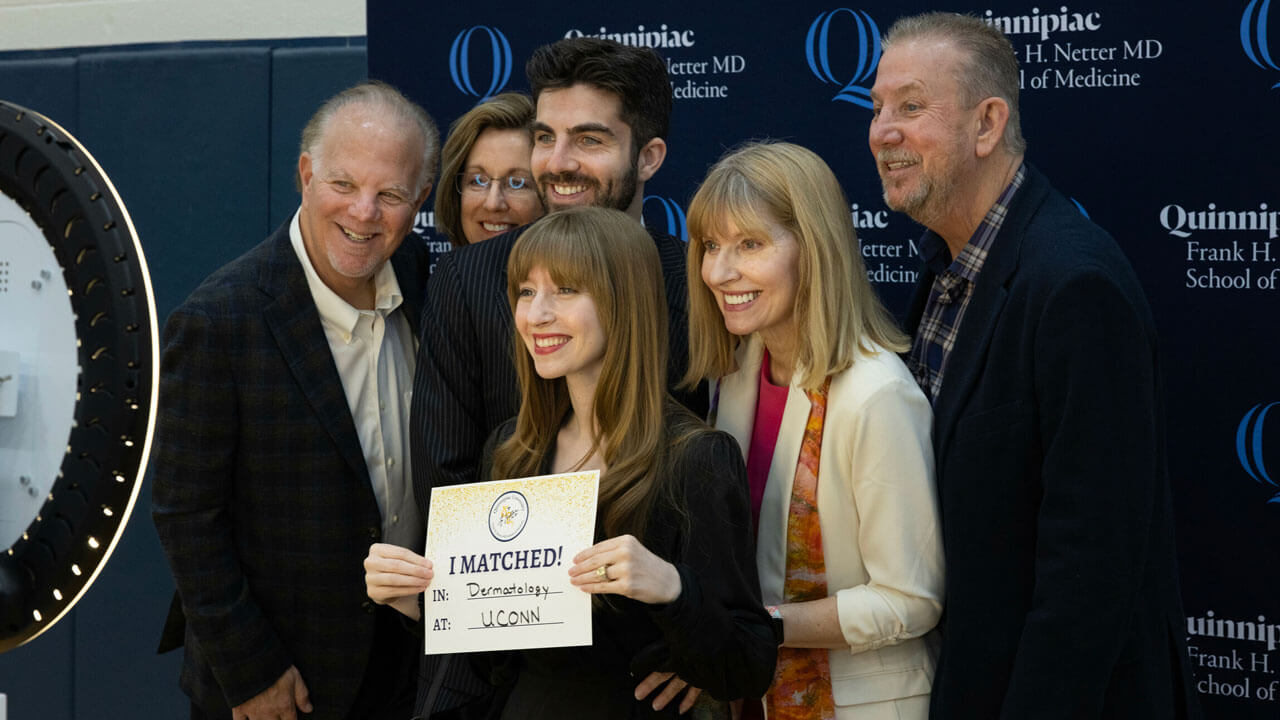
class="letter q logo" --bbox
[449,26,513,100]
[805,9,881,109]
[1237,402,1279,503]
[1242,0,1280,88]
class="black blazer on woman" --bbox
[476,412,777,719]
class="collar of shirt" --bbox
[288,209,404,342]
[915,163,1027,288]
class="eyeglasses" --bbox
[456,172,536,196]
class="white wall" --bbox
[0,0,364,51]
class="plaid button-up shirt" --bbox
[908,164,1026,403]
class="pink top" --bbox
[746,351,789,537]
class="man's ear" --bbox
[636,137,667,183]
[298,152,314,191]
[974,97,1010,158]
[416,181,433,208]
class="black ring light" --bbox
[0,101,158,652]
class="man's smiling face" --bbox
[868,38,977,227]
[297,103,426,302]
[530,84,640,215]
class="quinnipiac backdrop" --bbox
[369,1,1279,717]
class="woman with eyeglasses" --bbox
[435,92,545,246]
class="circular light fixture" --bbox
[0,101,158,652]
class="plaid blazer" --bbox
[152,222,428,718]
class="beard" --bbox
[877,151,960,228]
[537,163,639,214]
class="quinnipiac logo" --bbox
[805,8,881,109]
[1242,0,1280,89]
[488,490,529,542]
[449,26,513,100]
[643,196,689,243]
[1237,402,1279,503]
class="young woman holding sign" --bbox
[365,206,775,718]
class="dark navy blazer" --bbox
[907,165,1201,719]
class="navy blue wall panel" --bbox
[73,46,273,720]
[269,46,368,230]
[0,617,74,720]
[0,57,79,135]
[77,47,273,322]
[0,40,367,719]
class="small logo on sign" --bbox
[489,490,529,541]
[643,195,688,243]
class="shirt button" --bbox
[387,457,395,467]
[392,514,399,524]
[367,526,379,539]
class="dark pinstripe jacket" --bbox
[152,222,428,718]
[408,223,704,712]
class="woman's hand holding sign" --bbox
[568,534,683,606]
[571,535,703,713]
[364,542,433,621]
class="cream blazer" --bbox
[715,336,944,717]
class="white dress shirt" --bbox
[289,211,423,549]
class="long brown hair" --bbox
[494,207,690,539]
[684,141,907,390]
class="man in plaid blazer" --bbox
[153,82,438,720]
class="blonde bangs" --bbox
[687,166,789,247]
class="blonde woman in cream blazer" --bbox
[716,334,942,718]
[684,142,943,720]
